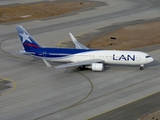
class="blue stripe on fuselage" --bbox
[27,48,95,57]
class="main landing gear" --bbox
[77,66,86,70]
[140,64,144,70]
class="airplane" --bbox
[16,25,154,71]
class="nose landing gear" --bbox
[140,64,144,70]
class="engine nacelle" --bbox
[91,63,104,71]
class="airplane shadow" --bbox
[31,58,160,72]
[145,60,160,68]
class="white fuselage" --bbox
[47,50,153,66]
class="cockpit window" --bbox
[145,56,150,58]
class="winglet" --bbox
[69,33,89,49]
[42,59,52,67]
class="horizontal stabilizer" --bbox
[13,50,35,55]
[43,59,52,67]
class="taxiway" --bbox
[0,0,160,120]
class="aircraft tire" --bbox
[140,65,144,70]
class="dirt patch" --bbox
[86,21,160,50]
[0,78,12,95]
[0,1,94,22]
[0,2,160,50]
[138,110,160,120]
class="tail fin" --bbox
[16,25,42,51]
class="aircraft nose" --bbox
[149,57,154,62]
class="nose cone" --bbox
[149,57,154,63]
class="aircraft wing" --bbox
[54,59,104,68]
[69,33,89,49]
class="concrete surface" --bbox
[0,0,160,120]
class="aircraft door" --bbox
[136,55,140,61]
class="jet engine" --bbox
[91,63,104,71]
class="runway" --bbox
[0,0,160,120]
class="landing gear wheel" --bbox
[77,66,85,71]
[77,67,82,71]
[140,65,144,70]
